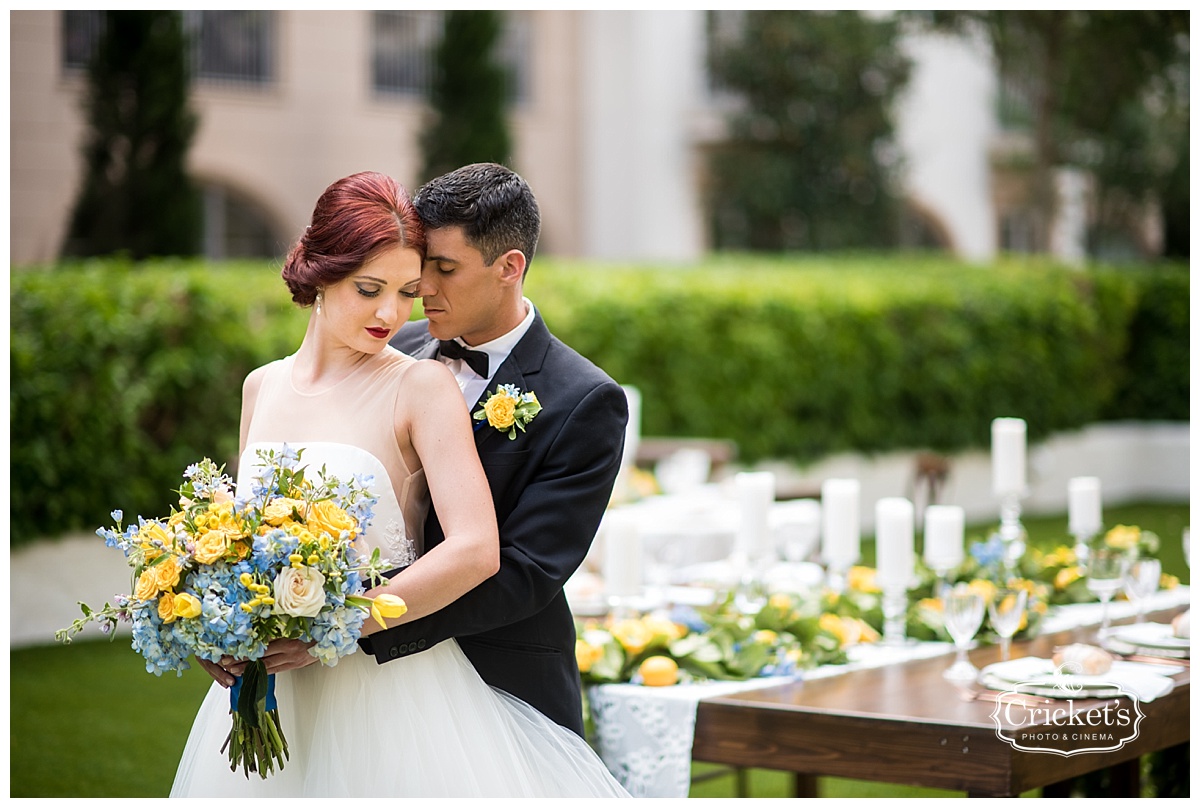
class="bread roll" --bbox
[1172,610,1189,639]
[1052,643,1114,675]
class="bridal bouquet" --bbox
[56,445,407,779]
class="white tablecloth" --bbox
[587,586,1191,797]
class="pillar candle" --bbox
[1067,476,1102,538]
[602,511,642,598]
[736,471,776,562]
[991,417,1027,496]
[875,497,915,590]
[820,478,860,569]
[923,504,964,571]
[620,385,641,471]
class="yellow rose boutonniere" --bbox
[474,384,542,440]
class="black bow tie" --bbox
[437,340,489,378]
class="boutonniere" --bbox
[474,384,542,440]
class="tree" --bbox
[919,11,1189,258]
[63,11,202,259]
[705,11,911,251]
[419,11,513,183]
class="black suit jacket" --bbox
[359,310,628,736]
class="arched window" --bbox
[201,183,286,260]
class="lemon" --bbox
[638,655,679,687]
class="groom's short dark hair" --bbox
[413,162,541,271]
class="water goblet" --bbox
[987,586,1028,662]
[1122,557,1161,626]
[1084,547,1128,637]
[942,584,986,681]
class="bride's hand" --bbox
[201,638,319,686]
[197,656,237,688]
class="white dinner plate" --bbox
[1106,622,1191,651]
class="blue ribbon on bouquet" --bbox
[229,660,278,717]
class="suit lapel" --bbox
[412,336,440,362]
[472,311,551,450]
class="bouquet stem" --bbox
[222,660,289,779]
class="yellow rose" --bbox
[847,565,880,593]
[1055,566,1083,590]
[1044,546,1077,567]
[768,593,794,611]
[854,618,880,644]
[818,613,848,647]
[173,592,202,619]
[134,569,159,601]
[152,555,182,591]
[917,597,944,613]
[575,639,604,673]
[484,391,517,430]
[1160,573,1179,590]
[263,497,308,527]
[308,500,356,540]
[158,592,177,624]
[609,619,651,655]
[1104,525,1141,551]
[193,528,230,565]
[642,616,687,643]
[967,579,997,603]
[752,629,778,645]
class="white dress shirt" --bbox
[440,297,536,405]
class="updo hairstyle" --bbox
[281,171,426,306]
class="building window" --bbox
[202,183,285,260]
[184,10,276,85]
[60,10,105,71]
[61,11,275,87]
[371,10,530,104]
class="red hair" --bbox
[281,172,425,306]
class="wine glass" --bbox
[987,586,1028,662]
[1122,557,1162,626]
[1183,527,1190,569]
[943,584,986,681]
[1085,547,1128,637]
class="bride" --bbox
[170,172,628,797]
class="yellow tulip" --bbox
[371,594,408,629]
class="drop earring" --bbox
[315,291,323,315]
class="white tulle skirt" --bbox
[170,640,629,797]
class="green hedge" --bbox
[10,254,1187,543]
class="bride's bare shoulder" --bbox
[397,356,458,393]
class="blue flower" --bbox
[970,535,1005,569]
[669,604,710,634]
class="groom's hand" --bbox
[257,638,319,674]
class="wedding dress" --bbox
[170,349,628,797]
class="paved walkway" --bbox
[11,532,133,648]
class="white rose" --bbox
[272,566,327,618]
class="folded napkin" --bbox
[981,656,1179,702]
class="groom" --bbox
[359,162,628,736]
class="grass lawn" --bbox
[10,502,1189,798]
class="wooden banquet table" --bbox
[690,606,1190,797]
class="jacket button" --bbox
[389,647,399,659]
[417,639,426,649]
